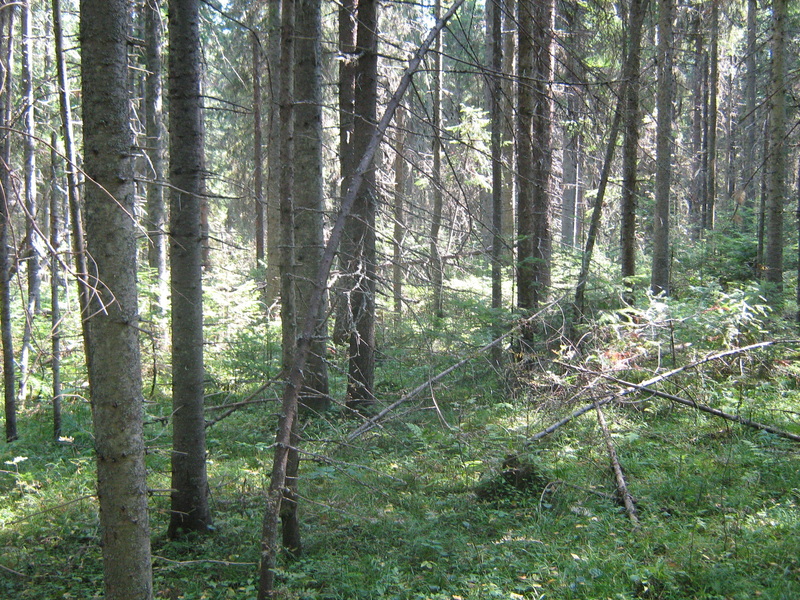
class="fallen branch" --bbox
[535,340,799,443]
[599,373,800,443]
[153,555,257,568]
[594,400,639,526]
[347,296,564,441]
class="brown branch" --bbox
[593,400,639,526]
[600,373,800,443]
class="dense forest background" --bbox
[1,0,800,598]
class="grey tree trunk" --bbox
[517,0,553,321]
[650,0,674,295]
[429,0,444,319]
[392,107,406,321]
[619,0,645,302]
[764,0,787,294]
[689,7,704,235]
[264,0,281,306]
[53,0,92,375]
[49,134,62,440]
[144,0,168,315]
[0,1,16,443]
[560,0,581,249]
[168,0,212,537]
[80,0,153,596]
[18,0,40,407]
[743,0,757,220]
[488,0,503,366]
[704,0,718,231]
[253,32,265,266]
[293,0,329,412]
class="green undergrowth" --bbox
[2,283,800,599]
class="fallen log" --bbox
[594,400,639,526]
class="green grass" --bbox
[3,273,800,599]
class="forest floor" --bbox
[2,285,800,599]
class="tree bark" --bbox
[650,0,674,295]
[764,0,787,295]
[516,0,554,321]
[293,0,329,412]
[168,0,212,537]
[0,1,16,443]
[18,0,40,407]
[743,0,757,221]
[49,134,63,440]
[264,0,281,305]
[343,0,379,407]
[253,32,265,266]
[144,0,168,315]
[488,0,503,366]
[429,0,444,319]
[392,107,406,321]
[80,0,153,596]
[619,0,645,303]
[704,0,718,231]
[689,5,704,235]
[258,8,464,595]
[53,0,92,378]
[560,0,581,249]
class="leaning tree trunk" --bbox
[764,0,786,296]
[80,0,153,596]
[650,0,674,296]
[0,1,15,443]
[257,8,465,597]
[168,0,212,537]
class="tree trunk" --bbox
[743,0,757,221]
[429,0,444,319]
[560,0,581,249]
[168,0,212,537]
[257,9,464,596]
[764,0,786,295]
[294,0,329,412]
[488,0,503,366]
[392,106,406,321]
[264,0,281,305]
[650,0,674,295]
[619,0,645,303]
[144,0,168,315]
[80,0,153,596]
[689,5,704,235]
[253,32,265,266]
[516,0,553,319]
[50,134,63,440]
[0,1,16,443]
[704,0,718,231]
[343,0,379,407]
[53,0,92,378]
[18,0,40,408]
